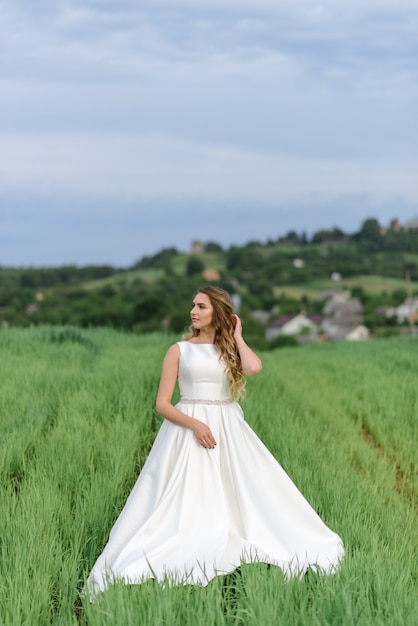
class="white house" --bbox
[266,313,321,340]
[345,325,370,341]
[321,320,370,341]
[395,299,418,324]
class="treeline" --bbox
[134,218,418,285]
[0,217,417,336]
[0,264,119,289]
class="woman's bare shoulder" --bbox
[164,342,181,358]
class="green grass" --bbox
[171,252,225,275]
[273,274,418,300]
[81,253,225,288]
[404,253,418,265]
[338,275,415,293]
[0,327,416,625]
[82,267,166,289]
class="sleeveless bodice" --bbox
[177,341,233,402]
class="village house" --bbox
[251,310,272,325]
[345,325,370,341]
[265,291,370,344]
[266,313,322,341]
[321,320,370,341]
[318,289,348,302]
[322,295,363,322]
[393,298,418,324]
[320,293,368,341]
[191,240,205,254]
[202,268,220,282]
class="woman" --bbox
[86,286,343,595]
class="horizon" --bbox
[1,213,417,270]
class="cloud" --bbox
[2,1,417,85]
[2,0,416,159]
[1,132,417,207]
[0,0,417,266]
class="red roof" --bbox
[268,314,323,328]
[268,314,296,328]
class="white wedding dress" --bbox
[86,341,343,595]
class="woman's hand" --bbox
[231,313,263,376]
[232,313,243,344]
[191,420,217,449]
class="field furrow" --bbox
[0,328,416,625]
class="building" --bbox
[266,313,322,340]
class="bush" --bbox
[243,334,268,351]
[268,334,299,350]
[186,256,205,277]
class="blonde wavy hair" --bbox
[183,286,246,400]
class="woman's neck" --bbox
[197,329,215,344]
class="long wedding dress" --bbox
[86,341,344,594]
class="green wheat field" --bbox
[0,327,416,625]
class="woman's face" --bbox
[190,292,214,331]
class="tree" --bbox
[133,294,165,322]
[204,242,224,253]
[284,230,301,244]
[133,247,179,270]
[312,227,347,244]
[226,246,264,272]
[357,218,383,245]
[186,256,204,277]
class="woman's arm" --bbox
[155,344,216,448]
[232,314,263,376]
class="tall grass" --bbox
[0,327,416,625]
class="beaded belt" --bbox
[180,398,234,405]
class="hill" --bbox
[0,216,417,337]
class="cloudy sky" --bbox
[1,0,417,267]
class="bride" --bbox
[86,286,344,595]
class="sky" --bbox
[1,0,417,267]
